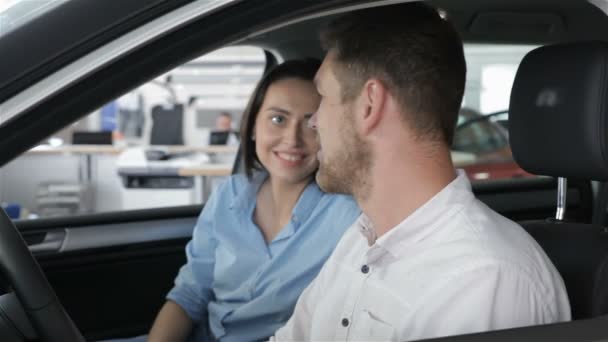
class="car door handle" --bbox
[28,230,66,253]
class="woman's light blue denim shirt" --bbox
[167,172,360,341]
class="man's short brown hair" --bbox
[320,2,466,145]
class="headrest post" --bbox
[556,177,567,221]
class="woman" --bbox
[147,59,360,342]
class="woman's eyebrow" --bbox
[265,107,291,115]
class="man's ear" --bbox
[359,78,388,135]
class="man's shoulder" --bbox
[456,197,533,246]
[436,198,559,280]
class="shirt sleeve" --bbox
[405,263,560,341]
[270,245,340,341]
[268,276,319,341]
[165,180,224,323]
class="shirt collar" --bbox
[229,172,324,239]
[229,171,267,212]
[273,180,324,242]
[358,169,475,258]
[290,181,323,225]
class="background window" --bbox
[0,46,266,219]
[454,44,537,182]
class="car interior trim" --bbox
[238,0,410,41]
[26,218,195,255]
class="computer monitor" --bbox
[209,131,230,145]
[150,104,184,145]
[72,131,113,145]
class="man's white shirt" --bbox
[272,170,571,341]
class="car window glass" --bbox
[0,46,266,220]
[456,44,537,182]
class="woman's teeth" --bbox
[278,153,304,161]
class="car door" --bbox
[14,207,199,340]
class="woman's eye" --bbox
[271,115,285,125]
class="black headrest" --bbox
[509,41,608,181]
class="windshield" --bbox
[0,0,66,38]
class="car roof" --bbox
[242,0,607,60]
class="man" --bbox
[272,3,570,341]
[215,111,233,132]
[209,112,239,146]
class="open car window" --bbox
[0,46,266,219]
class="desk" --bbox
[27,145,238,183]
[178,164,233,202]
[26,145,237,208]
[28,145,123,183]
[27,144,238,155]
[165,145,237,154]
[27,145,123,155]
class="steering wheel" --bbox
[0,209,84,341]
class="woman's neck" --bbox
[255,176,312,243]
[267,176,310,220]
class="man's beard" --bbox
[316,116,372,200]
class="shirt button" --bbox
[361,264,370,274]
[341,318,349,327]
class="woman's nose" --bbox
[308,112,318,130]
[284,122,303,145]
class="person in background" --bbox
[209,112,239,146]
[146,58,360,342]
[215,111,233,131]
[271,3,569,341]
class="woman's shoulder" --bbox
[318,191,360,215]
[219,172,264,199]
[304,190,361,234]
[226,173,249,189]
[213,173,246,198]
[321,192,356,204]
[200,173,252,215]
